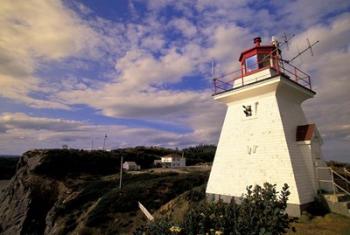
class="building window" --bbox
[258,54,270,69]
[243,102,259,118]
[245,55,258,72]
[243,105,252,117]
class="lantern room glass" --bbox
[245,55,258,72]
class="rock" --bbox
[0,150,59,235]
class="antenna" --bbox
[306,38,314,56]
[211,59,216,77]
[282,32,293,50]
[287,39,319,63]
[103,134,108,150]
[119,155,123,189]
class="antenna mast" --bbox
[119,155,123,190]
[211,59,216,78]
[103,134,108,150]
[286,39,319,63]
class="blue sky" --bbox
[0,0,350,162]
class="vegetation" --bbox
[112,144,216,168]
[135,183,294,235]
[31,150,120,178]
[46,169,209,234]
[85,172,208,228]
[287,213,350,235]
[0,145,215,180]
[183,145,216,165]
[0,157,19,179]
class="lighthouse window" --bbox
[243,105,252,117]
[258,54,270,68]
[245,55,258,72]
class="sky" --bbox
[0,0,349,162]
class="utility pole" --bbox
[119,155,123,190]
[103,134,107,150]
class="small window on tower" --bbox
[258,54,271,69]
[245,55,258,72]
[242,105,252,117]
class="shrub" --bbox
[136,183,293,235]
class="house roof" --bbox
[124,161,137,165]
[296,124,316,141]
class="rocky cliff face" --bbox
[0,151,61,234]
[0,149,120,235]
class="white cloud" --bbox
[281,13,350,162]
[0,112,218,154]
[170,18,197,38]
[0,0,101,108]
[1,0,349,162]
[276,0,350,29]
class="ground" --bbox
[287,213,350,235]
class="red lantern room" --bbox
[239,37,280,77]
[212,36,313,95]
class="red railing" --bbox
[212,59,312,95]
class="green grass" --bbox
[287,213,350,235]
[85,172,208,228]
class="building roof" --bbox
[296,124,316,141]
[238,45,276,62]
[124,161,138,166]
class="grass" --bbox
[47,170,209,234]
[85,172,208,228]
[287,213,350,235]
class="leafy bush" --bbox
[136,183,293,235]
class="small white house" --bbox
[122,161,140,171]
[159,154,186,168]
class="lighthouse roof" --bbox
[296,124,322,143]
[238,45,275,62]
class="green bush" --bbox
[137,183,293,235]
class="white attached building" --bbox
[157,154,186,168]
[122,161,140,171]
[206,37,331,217]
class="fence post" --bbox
[309,76,312,90]
[331,168,336,197]
[213,78,217,95]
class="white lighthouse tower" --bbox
[206,37,329,217]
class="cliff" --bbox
[0,149,208,234]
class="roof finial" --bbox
[253,37,261,47]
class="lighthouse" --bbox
[206,37,330,217]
